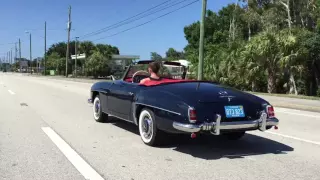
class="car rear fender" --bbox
[133,90,190,131]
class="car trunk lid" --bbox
[157,82,265,122]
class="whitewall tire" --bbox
[138,108,162,146]
[93,94,108,122]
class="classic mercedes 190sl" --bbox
[88,60,279,146]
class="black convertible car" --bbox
[88,60,279,146]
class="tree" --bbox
[300,31,320,95]
[46,40,120,77]
[242,31,283,93]
[47,42,67,58]
[46,52,65,74]
[150,52,162,60]
[165,48,185,60]
[181,1,320,96]
[95,44,120,56]
[85,51,111,78]
[79,41,96,58]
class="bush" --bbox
[317,88,320,97]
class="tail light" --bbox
[188,107,197,123]
[266,105,275,118]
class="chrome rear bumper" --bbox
[172,113,279,135]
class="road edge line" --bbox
[266,131,320,146]
[41,127,104,180]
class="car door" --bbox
[107,81,139,121]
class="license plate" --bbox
[224,105,245,118]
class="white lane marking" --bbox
[275,108,320,119]
[42,127,104,180]
[278,111,320,119]
[8,90,15,95]
[266,131,320,146]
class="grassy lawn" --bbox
[247,91,320,101]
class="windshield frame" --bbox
[121,61,186,81]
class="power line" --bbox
[77,0,174,39]
[0,39,25,47]
[77,0,191,40]
[81,0,193,39]
[0,42,16,46]
[25,29,66,31]
[92,0,199,42]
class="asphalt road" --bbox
[1,73,320,180]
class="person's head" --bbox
[148,61,160,75]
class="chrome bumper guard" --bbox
[172,113,279,135]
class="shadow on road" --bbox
[109,117,294,160]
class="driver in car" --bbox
[139,61,162,85]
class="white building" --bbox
[172,59,191,68]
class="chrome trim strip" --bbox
[187,106,196,123]
[108,113,135,124]
[212,115,221,135]
[172,114,279,135]
[135,103,181,115]
[259,112,267,131]
[172,122,201,133]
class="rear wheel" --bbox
[223,131,246,140]
[138,108,163,146]
[93,94,108,122]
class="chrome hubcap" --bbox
[142,116,152,139]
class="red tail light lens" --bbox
[267,105,275,118]
[188,107,197,123]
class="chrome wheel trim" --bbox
[139,110,153,143]
[93,96,100,120]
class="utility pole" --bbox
[30,33,32,73]
[66,6,71,77]
[19,38,22,72]
[8,50,10,64]
[15,43,17,63]
[75,37,79,78]
[44,21,47,75]
[197,0,207,80]
[10,48,12,64]
[26,32,32,74]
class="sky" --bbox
[0,0,236,61]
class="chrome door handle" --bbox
[128,92,134,96]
